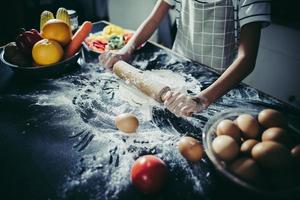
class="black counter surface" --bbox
[0,21,299,200]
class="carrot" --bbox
[64,21,93,59]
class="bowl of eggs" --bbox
[203,108,300,197]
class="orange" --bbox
[32,39,64,65]
[41,19,72,46]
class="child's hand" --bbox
[163,91,209,117]
[99,44,134,70]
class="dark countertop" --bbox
[0,21,300,200]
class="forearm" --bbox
[200,56,256,104]
[198,22,261,105]
[125,0,170,51]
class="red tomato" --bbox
[130,155,168,194]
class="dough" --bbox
[115,70,201,120]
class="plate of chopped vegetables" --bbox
[84,24,134,54]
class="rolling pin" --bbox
[113,60,171,103]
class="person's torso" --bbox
[172,0,240,71]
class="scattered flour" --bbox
[19,60,209,199]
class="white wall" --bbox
[108,0,158,41]
[243,24,300,108]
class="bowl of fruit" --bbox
[0,8,93,78]
[203,108,300,197]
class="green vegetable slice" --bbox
[108,35,124,50]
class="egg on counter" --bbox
[240,139,259,155]
[229,157,261,182]
[115,113,139,133]
[251,141,292,170]
[261,127,290,146]
[236,114,260,139]
[212,135,239,162]
[216,119,241,141]
[258,109,286,128]
[177,136,204,161]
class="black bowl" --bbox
[0,48,82,79]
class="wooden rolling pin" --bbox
[113,60,171,103]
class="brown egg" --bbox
[229,157,261,182]
[291,144,300,163]
[177,136,204,161]
[212,135,239,162]
[258,109,285,128]
[240,139,259,155]
[115,113,139,133]
[216,119,241,141]
[236,114,260,139]
[251,141,292,169]
[261,127,290,145]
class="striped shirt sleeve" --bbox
[238,0,271,28]
[164,0,175,6]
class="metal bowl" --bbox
[0,48,82,79]
[202,108,300,198]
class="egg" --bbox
[177,136,204,161]
[115,113,139,133]
[251,141,292,170]
[240,139,259,155]
[229,157,261,182]
[236,114,260,139]
[261,127,290,146]
[216,119,241,141]
[291,144,300,164]
[212,135,239,162]
[258,109,285,128]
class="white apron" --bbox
[172,0,237,71]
